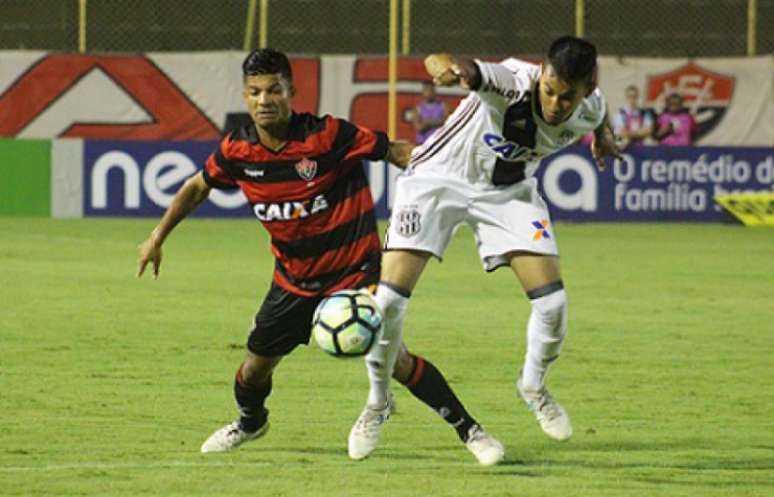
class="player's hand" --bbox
[386,140,416,169]
[425,54,461,87]
[591,131,623,171]
[137,236,163,279]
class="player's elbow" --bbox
[185,172,211,200]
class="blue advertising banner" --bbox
[535,145,774,222]
[82,140,774,222]
[83,140,251,217]
[82,139,394,219]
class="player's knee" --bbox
[375,282,411,319]
[530,287,568,334]
[241,354,277,385]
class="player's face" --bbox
[243,74,294,129]
[538,64,592,126]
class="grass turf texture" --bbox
[1,218,772,497]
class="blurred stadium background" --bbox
[1,0,772,56]
[1,3,773,497]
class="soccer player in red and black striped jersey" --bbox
[137,49,495,459]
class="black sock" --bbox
[401,355,478,442]
[233,364,271,432]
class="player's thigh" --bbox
[385,173,467,263]
[508,252,562,293]
[380,249,432,295]
[247,283,323,357]
[468,180,559,273]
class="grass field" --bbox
[1,218,773,497]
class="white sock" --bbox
[365,284,409,407]
[521,289,568,392]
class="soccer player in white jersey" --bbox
[349,36,622,463]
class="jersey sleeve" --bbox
[474,58,538,108]
[584,88,608,130]
[202,135,240,190]
[333,118,390,161]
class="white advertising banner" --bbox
[1,52,772,145]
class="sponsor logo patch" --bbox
[252,194,328,222]
[532,219,551,241]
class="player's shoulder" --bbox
[291,112,336,137]
[219,124,256,160]
[578,87,607,122]
[475,57,537,103]
[498,57,541,80]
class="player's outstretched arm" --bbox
[386,141,416,169]
[137,171,211,279]
[591,114,623,171]
[424,54,481,90]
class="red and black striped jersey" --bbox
[202,112,388,297]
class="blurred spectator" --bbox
[613,84,653,147]
[413,80,448,144]
[654,92,697,145]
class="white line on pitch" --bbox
[0,461,273,472]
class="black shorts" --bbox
[247,280,377,357]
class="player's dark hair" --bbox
[546,36,597,85]
[242,48,293,82]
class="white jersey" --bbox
[409,58,607,187]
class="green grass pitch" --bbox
[1,218,773,497]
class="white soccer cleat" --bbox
[348,401,391,460]
[517,379,572,441]
[465,425,505,466]
[200,420,269,453]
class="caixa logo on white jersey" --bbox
[540,154,599,212]
[252,195,329,222]
[482,133,537,162]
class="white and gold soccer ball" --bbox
[312,289,382,357]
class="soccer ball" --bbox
[311,289,382,357]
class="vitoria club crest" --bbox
[295,158,318,180]
[645,63,735,141]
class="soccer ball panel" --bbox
[311,289,383,357]
[312,324,337,355]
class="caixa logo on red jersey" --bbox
[645,63,735,141]
[252,194,329,222]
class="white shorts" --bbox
[385,172,558,272]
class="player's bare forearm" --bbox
[424,54,480,89]
[149,171,211,245]
[591,114,622,171]
[137,172,210,278]
[593,114,614,142]
[386,141,416,169]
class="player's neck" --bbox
[255,121,290,151]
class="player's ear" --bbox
[289,84,297,97]
[585,66,598,97]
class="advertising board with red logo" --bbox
[2,52,771,145]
